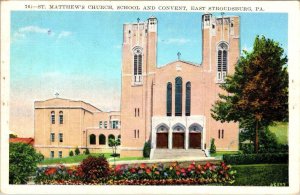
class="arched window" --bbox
[166,82,172,116]
[117,135,121,144]
[89,134,96,145]
[175,77,182,116]
[217,42,228,81]
[185,82,191,116]
[108,134,115,141]
[51,111,55,124]
[99,134,106,145]
[59,111,63,124]
[133,47,143,83]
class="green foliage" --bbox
[69,150,74,156]
[209,138,216,154]
[9,143,44,184]
[109,137,120,158]
[80,155,110,182]
[9,134,17,138]
[75,147,80,155]
[143,141,151,158]
[232,164,288,186]
[211,36,288,152]
[85,148,90,155]
[223,153,288,165]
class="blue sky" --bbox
[10,11,288,136]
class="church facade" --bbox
[34,13,240,158]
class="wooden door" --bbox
[172,133,184,149]
[156,133,168,148]
[189,133,201,149]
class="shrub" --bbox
[209,138,216,154]
[143,141,151,158]
[80,154,110,182]
[75,147,80,155]
[223,153,288,165]
[85,148,90,155]
[9,143,44,184]
[69,150,74,156]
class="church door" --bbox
[172,133,184,149]
[189,133,201,149]
[156,133,168,148]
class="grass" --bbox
[269,122,288,145]
[40,153,148,165]
[40,153,112,165]
[210,151,241,158]
[231,164,288,186]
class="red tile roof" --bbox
[9,138,34,146]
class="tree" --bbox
[75,147,80,155]
[211,36,288,153]
[108,137,120,164]
[209,138,216,154]
[9,143,44,184]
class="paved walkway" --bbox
[152,149,206,160]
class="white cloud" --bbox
[58,31,72,39]
[19,25,50,34]
[159,38,191,45]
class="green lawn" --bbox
[231,164,288,186]
[40,153,112,165]
[40,153,148,165]
[210,151,241,158]
[269,122,288,145]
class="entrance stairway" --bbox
[151,149,206,160]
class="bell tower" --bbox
[201,13,240,83]
[120,17,158,157]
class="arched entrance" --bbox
[189,124,202,149]
[156,124,169,149]
[172,123,185,149]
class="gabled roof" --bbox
[157,60,201,69]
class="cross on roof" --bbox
[177,52,181,60]
[137,18,140,23]
[55,92,59,98]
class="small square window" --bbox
[104,121,107,129]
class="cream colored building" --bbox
[35,13,240,158]
[34,98,120,158]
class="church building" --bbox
[34,13,240,158]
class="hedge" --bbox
[223,153,288,165]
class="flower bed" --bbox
[35,156,236,185]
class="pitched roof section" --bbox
[158,60,201,69]
[34,98,102,113]
[9,138,34,146]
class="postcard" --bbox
[1,1,299,194]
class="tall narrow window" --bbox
[90,134,96,145]
[166,82,172,116]
[51,111,55,124]
[50,151,54,158]
[185,82,191,116]
[175,77,182,116]
[99,121,103,128]
[59,133,63,142]
[133,47,143,83]
[104,121,107,129]
[137,129,140,138]
[217,42,228,81]
[59,111,63,124]
[222,129,224,139]
[218,129,221,139]
[58,151,62,158]
[50,133,55,142]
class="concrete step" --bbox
[151,149,206,160]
